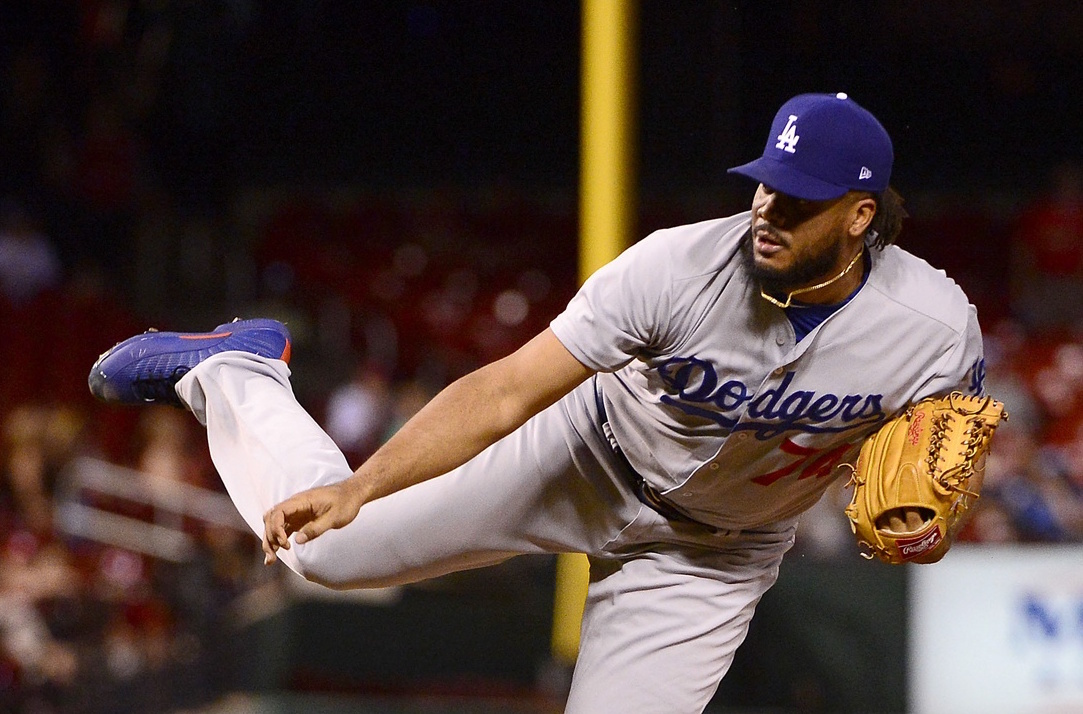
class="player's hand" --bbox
[882,507,929,534]
[261,481,364,564]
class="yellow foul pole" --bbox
[551,0,637,666]
[577,0,638,283]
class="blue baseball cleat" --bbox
[88,318,292,407]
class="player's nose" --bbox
[756,187,783,225]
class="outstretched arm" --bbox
[261,327,595,563]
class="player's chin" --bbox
[750,259,795,289]
[752,260,785,281]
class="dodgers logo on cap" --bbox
[728,92,894,201]
[776,115,800,154]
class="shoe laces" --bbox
[132,366,190,406]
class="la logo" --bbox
[775,115,800,153]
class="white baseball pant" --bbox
[175,352,796,714]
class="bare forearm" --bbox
[260,329,594,558]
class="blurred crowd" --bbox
[5,174,1083,711]
[3,2,1083,712]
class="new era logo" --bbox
[859,166,873,180]
[775,115,800,154]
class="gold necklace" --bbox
[759,247,865,309]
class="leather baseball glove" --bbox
[844,392,1007,564]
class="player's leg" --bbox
[175,350,635,589]
[564,528,795,714]
[174,351,352,543]
[88,318,630,589]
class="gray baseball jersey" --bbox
[551,210,985,531]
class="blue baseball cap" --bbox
[728,92,894,201]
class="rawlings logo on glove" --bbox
[843,392,1007,565]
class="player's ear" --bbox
[847,193,877,239]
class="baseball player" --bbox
[88,93,986,713]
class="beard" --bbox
[739,227,847,297]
